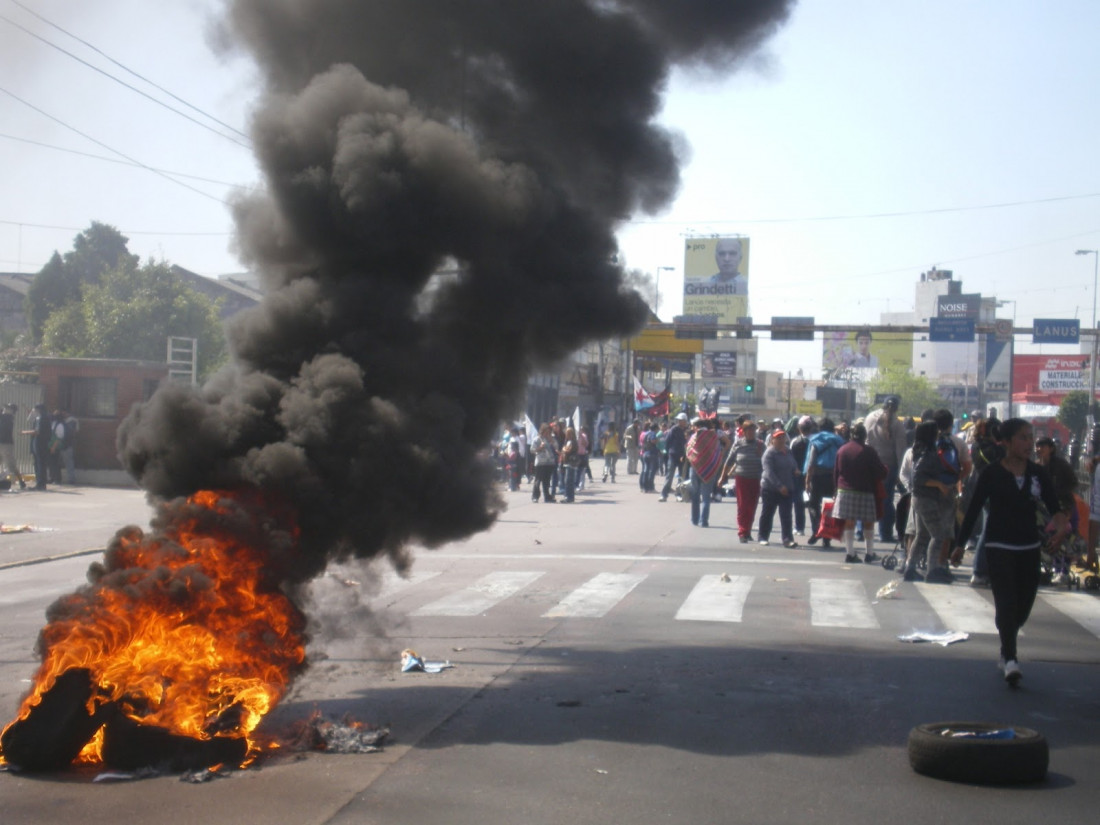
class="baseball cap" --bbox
[772,430,787,439]
[675,412,688,421]
[883,396,899,409]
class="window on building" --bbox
[59,377,117,418]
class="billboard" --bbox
[683,237,749,324]
[936,293,981,319]
[702,351,737,379]
[1013,354,1091,400]
[822,329,912,373]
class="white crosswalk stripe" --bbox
[543,572,646,618]
[810,578,879,629]
[411,571,543,616]
[912,583,998,634]
[675,574,754,622]
[382,568,1100,643]
[1038,590,1100,639]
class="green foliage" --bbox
[865,367,947,418]
[1057,390,1091,436]
[25,223,137,342]
[42,260,227,380]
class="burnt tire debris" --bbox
[907,721,1049,785]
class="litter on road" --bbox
[401,648,454,673]
[896,630,969,646]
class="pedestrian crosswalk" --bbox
[378,566,1100,643]
[675,574,754,623]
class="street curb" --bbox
[0,547,105,571]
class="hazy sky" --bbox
[2,0,1097,377]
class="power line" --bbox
[0,219,231,237]
[629,191,1100,227]
[0,85,228,206]
[6,0,249,142]
[0,132,244,187]
[0,9,250,150]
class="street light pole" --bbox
[996,299,1016,419]
[655,266,674,319]
[1076,250,1099,427]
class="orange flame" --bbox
[2,489,307,766]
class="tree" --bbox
[42,260,227,379]
[25,222,137,342]
[1057,390,1090,437]
[864,368,947,419]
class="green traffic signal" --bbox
[744,381,754,393]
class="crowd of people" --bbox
[496,399,1100,687]
[0,403,79,491]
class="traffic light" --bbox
[744,380,754,394]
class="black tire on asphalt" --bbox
[907,721,1049,785]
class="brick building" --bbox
[31,357,169,485]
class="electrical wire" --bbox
[0,85,228,206]
[0,132,244,187]
[5,0,249,142]
[630,191,1100,227]
[0,10,250,150]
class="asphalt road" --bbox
[0,475,1098,824]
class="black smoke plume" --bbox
[119,0,796,584]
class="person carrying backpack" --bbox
[804,418,845,548]
[904,410,971,582]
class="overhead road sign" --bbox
[673,314,719,340]
[929,317,975,343]
[771,316,814,341]
[630,325,704,355]
[1032,319,1080,345]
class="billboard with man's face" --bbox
[822,330,912,373]
[683,237,749,324]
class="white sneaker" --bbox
[969,574,989,587]
[759,539,769,546]
[1003,659,1022,686]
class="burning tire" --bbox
[907,721,1048,784]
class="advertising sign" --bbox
[936,293,981,318]
[822,329,913,373]
[702,351,737,379]
[683,237,749,324]
[1013,355,1090,400]
[1038,370,1086,392]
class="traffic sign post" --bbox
[1032,319,1080,345]
[928,317,976,343]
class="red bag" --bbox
[818,498,845,541]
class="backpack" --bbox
[936,434,961,485]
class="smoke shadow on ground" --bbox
[267,643,1100,760]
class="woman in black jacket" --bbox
[956,419,1068,687]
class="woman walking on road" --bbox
[531,423,558,503]
[758,430,799,547]
[720,420,765,544]
[601,423,620,482]
[955,418,1067,686]
[832,421,886,564]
